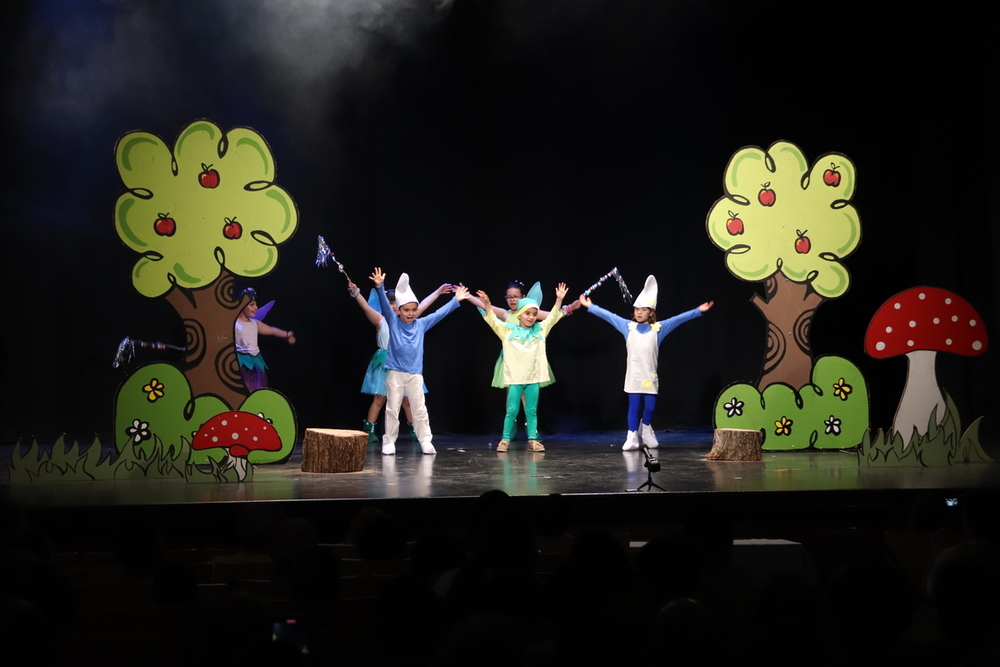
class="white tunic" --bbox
[234,318,260,355]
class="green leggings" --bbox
[504,383,539,441]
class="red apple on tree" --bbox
[823,163,841,187]
[795,229,811,254]
[223,217,243,240]
[725,211,744,235]
[153,213,176,237]
[758,183,776,207]
[199,164,220,189]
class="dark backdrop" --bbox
[2,0,996,446]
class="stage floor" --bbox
[4,431,999,510]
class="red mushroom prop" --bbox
[865,287,987,443]
[192,411,282,481]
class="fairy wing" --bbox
[253,300,276,322]
[367,289,382,315]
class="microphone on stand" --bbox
[639,443,660,472]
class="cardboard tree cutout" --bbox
[707,141,869,450]
[113,120,298,468]
[860,286,991,466]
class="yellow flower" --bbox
[833,378,853,401]
[774,416,793,436]
[142,378,165,402]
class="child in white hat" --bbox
[477,282,570,452]
[370,268,469,455]
[579,275,713,450]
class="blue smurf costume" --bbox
[584,275,703,450]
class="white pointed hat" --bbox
[394,272,419,308]
[633,275,658,309]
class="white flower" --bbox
[724,398,744,418]
[126,418,151,443]
[824,415,842,436]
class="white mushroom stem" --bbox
[893,349,946,445]
[220,452,250,481]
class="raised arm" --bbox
[464,285,508,319]
[348,282,383,327]
[580,292,631,337]
[551,282,568,312]
[416,283,454,316]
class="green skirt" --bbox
[491,350,555,389]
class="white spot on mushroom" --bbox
[253,436,259,442]
[231,432,239,440]
[211,436,218,443]
[945,298,952,304]
[970,320,977,326]
[933,318,940,324]
[918,293,926,299]
[952,315,958,322]
[973,341,983,351]
[946,339,953,345]
[876,342,886,351]
[909,321,916,328]
[893,302,901,310]
[221,420,228,426]
[907,340,914,347]
[885,326,893,333]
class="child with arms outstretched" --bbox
[234,288,296,393]
[347,281,453,443]
[371,268,469,455]
[579,275,713,450]
[478,282,569,452]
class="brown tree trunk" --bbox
[751,272,824,391]
[163,269,250,410]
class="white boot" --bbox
[381,442,396,456]
[622,430,639,451]
[420,440,437,455]
[640,423,659,448]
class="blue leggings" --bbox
[504,383,539,441]
[627,393,657,432]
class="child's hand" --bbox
[579,294,592,308]
[286,331,297,345]
[347,282,360,297]
[436,283,454,295]
[555,282,569,299]
[699,301,715,313]
[453,285,470,301]
[477,290,491,309]
[370,268,385,286]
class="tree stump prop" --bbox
[301,428,368,473]
[706,428,763,461]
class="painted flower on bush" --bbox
[143,379,165,402]
[824,415,842,436]
[833,378,852,401]
[125,419,151,443]
[725,397,744,417]
[775,416,793,436]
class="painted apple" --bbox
[795,229,811,254]
[758,183,776,207]
[823,163,841,187]
[725,211,744,235]
[199,164,220,189]
[223,217,243,240]
[153,213,176,237]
